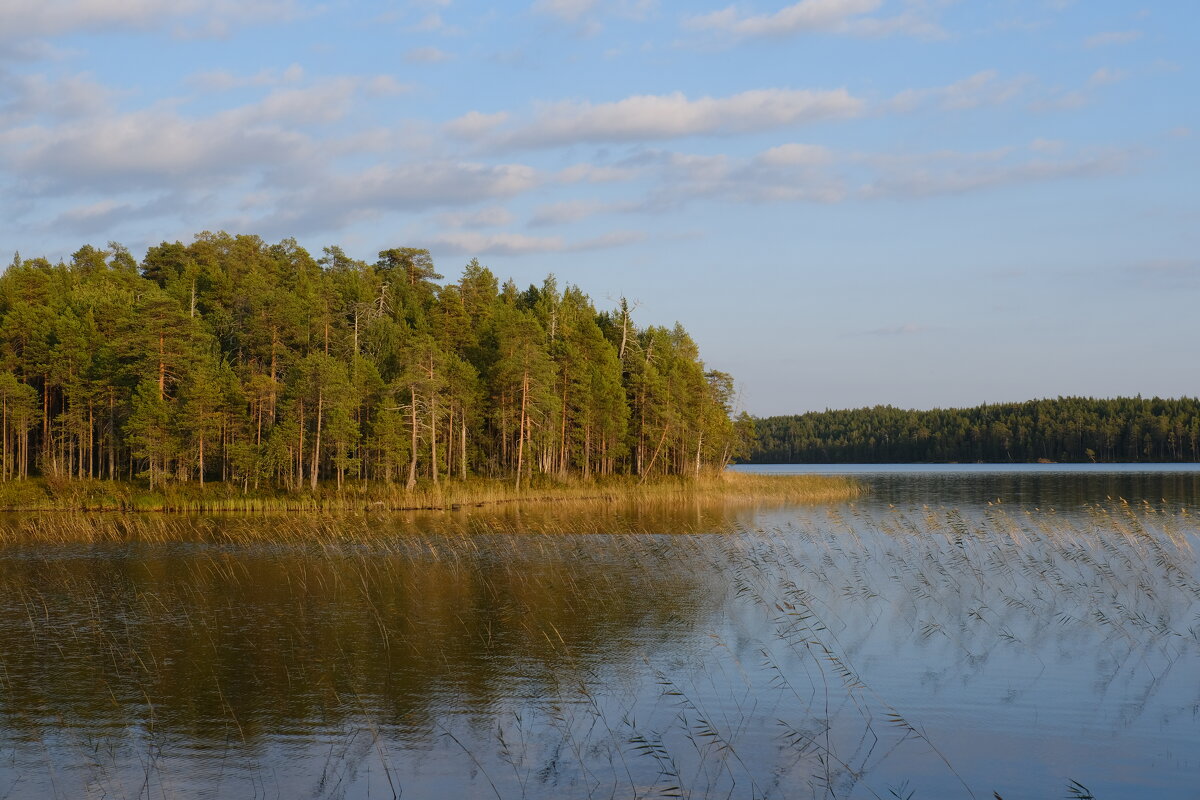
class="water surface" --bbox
[0,469,1197,799]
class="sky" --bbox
[0,0,1196,416]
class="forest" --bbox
[0,232,750,493]
[751,397,1200,464]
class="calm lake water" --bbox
[2,466,1199,799]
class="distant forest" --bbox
[0,233,750,490]
[750,397,1200,464]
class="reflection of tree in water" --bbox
[0,508,744,750]
[857,469,1200,510]
[0,496,1196,799]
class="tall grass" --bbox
[0,471,860,514]
[0,495,1193,797]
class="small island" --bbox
[0,234,851,511]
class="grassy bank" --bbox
[0,471,859,513]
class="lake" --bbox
[1,465,1198,799]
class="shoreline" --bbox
[0,472,861,514]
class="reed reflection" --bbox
[0,502,753,751]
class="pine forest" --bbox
[0,233,750,493]
[751,397,1200,464]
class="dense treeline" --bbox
[751,397,1200,464]
[0,233,750,491]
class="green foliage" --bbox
[751,397,1200,463]
[0,233,741,491]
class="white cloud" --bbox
[685,0,947,41]
[187,63,305,92]
[849,6,946,39]
[404,46,454,64]
[6,110,313,194]
[686,0,881,37]
[608,139,1132,214]
[0,39,72,61]
[2,78,412,196]
[52,199,139,233]
[1030,90,1089,111]
[0,0,304,40]
[444,110,510,139]
[321,161,538,210]
[424,229,645,256]
[532,0,599,22]
[0,62,554,241]
[240,161,542,236]
[364,75,414,97]
[528,199,636,227]
[247,79,363,124]
[1084,30,1142,48]
[437,206,517,229]
[629,145,847,209]
[1087,67,1126,87]
[0,71,116,125]
[48,193,199,235]
[756,142,833,166]
[426,231,567,255]
[1029,138,1064,153]
[556,163,642,183]
[531,0,655,31]
[860,145,1130,198]
[409,13,456,33]
[1028,65,1125,112]
[449,88,863,150]
[889,70,1030,113]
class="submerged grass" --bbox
[0,471,860,514]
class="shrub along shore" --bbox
[0,471,859,513]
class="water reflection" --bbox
[0,516,734,738]
[737,463,1200,509]
[0,480,1197,799]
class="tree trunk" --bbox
[460,417,467,481]
[309,389,323,491]
[406,387,418,491]
[640,425,670,484]
[296,400,305,487]
[583,422,591,479]
[445,404,453,480]
[2,394,8,482]
[430,394,439,486]
[269,330,278,425]
[559,381,568,476]
[158,332,166,401]
[515,366,529,491]
[108,389,115,480]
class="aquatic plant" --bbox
[0,495,1194,797]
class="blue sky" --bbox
[1,0,1195,415]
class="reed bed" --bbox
[0,471,859,514]
[0,496,1194,798]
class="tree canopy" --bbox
[0,233,743,490]
[750,397,1200,464]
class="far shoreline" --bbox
[732,462,1200,473]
